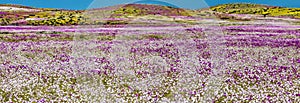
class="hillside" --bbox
[210,3,300,18]
[82,4,194,25]
[1,3,300,26]
[0,4,194,26]
[0,4,83,26]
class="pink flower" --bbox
[91,69,101,74]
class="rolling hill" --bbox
[210,3,300,18]
[0,3,299,26]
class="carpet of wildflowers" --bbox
[0,3,300,102]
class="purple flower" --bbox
[38,98,45,103]
[91,69,101,74]
[95,57,109,64]
[189,91,196,95]
[9,65,16,69]
[170,67,177,72]
[272,56,278,61]
[55,54,70,62]
[0,12,7,15]
[18,65,27,69]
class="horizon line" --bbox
[0,2,298,11]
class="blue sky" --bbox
[0,0,299,10]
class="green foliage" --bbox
[36,31,63,34]
[105,20,128,25]
[211,3,266,12]
[0,33,74,42]
[96,34,116,41]
[143,34,164,40]
[112,4,191,17]
[27,11,84,26]
[0,18,11,25]
[113,7,142,16]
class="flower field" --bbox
[0,3,300,103]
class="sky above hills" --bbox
[0,0,299,10]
